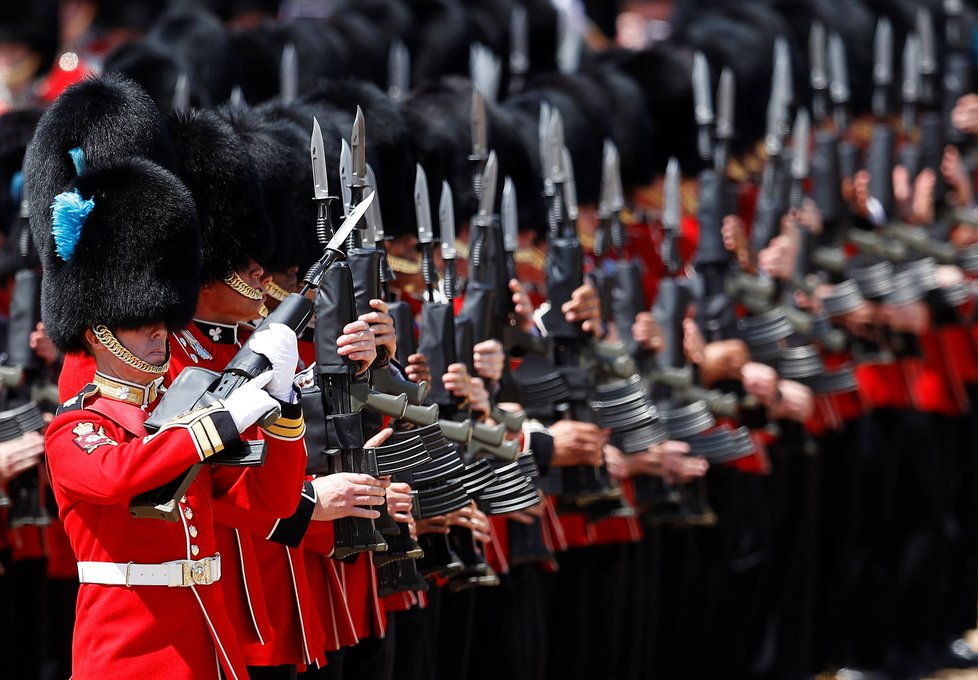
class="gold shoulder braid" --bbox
[266,281,291,302]
[92,325,169,375]
[224,271,265,300]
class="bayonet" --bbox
[310,116,336,246]
[470,43,501,103]
[810,21,828,124]
[351,106,367,192]
[715,67,735,173]
[477,150,498,220]
[549,108,567,185]
[229,86,245,108]
[692,51,714,163]
[556,8,581,74]
[598,140,624,218]
[172,72,190,112]
[917,8,937,108]
[387,39,410,103]
[872,17,893,117]
[901,33,921,133]
[501,176,519,254]
[765,57,786,158]
[562,146,579,222]
[790,108,811,209]
[662,157,681,274]
[828,32,851,131]
[774,37,793,113]
[539,102,553,198]
[414,165,437,300]
[339,139,353,216]
[280,43,297,104]
[363,164,382,245]
[509,6,529,92]
[324,194,373,255]
[439,180,458,300]
[470,89,489,201]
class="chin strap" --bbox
[224,271,265,300]
[92,325,170,375]
[266,281,291,302]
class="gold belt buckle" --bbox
[182,558,213,586]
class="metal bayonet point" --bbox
[414,164,434,245]
[339,139,353,215]
[471,89,488,160]
[692,52,714,127]
[598,139,624,217]
[716,67,735,140]
[873,17,893,87]
[351,106,367,186]
[810,22,827,92]
[510,6,528,78]
[556,9,581,74]
[902,33,920,104]
[280,43,298,104]
[538,102,552,192]
[172,72,190,112]
[478,150,498,217]
[828,33,850,104]
[439,181,457,260]
[549,108,567,185]
[663,157,680,232]
[310,117,330,200]
[387,39,410,102]
[327,192,375,252]
[364,163,384,241]
[917,8,936,76]
[561,147,579,221]
[791,108,811,180]
[501,176,518,252]
[774,37,793,108]
[229,86,245,108]
[470,43,501,103]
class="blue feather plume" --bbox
[68,146,86,175]
[51,189,94,261]
[9,171,23,205]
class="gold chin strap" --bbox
[266,281,291,302]
[92,325,169,375]
[387,255,420,276]
[224,271,265,300]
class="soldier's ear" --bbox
[81,328,99,356]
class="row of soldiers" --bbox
[5,0,978,679]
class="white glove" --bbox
[248,323,299,402]
[223,372,280,433]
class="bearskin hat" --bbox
[24,75,177,263]
[166,108,275,282]
[104,41,211,111]
[0,108,44,235]
[33,154,201,352]
[0,0,60,75]
[149,6,235,105]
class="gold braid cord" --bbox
[224,271,265,300]
[266,281,290,302]
[92,325,169,375]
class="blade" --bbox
[715,67,735,140]
[917,8,936,76]
[439,181,457,259]
[310,117,330,200]
[556,8,581,74]
[774,37,793,108]
[280,43,298,104]
[828,33,850,104]
[663,157,680,232]
[387,39,410,102]
[873,17,893,86]
[470,43,501,103]
[598,139,624,216]
[902,32,920,104]
[365,163,384,241]
[538,102,552,188]
[765,56,785,156]
[351,106,367,186]
[501,176,519,252]
[478,150,499,217]
[414,164,434,244]
[471,89,488,159]
[172,72,190,112]
[692,52,714,127]
[229,86,245,107]
[326,192,375,252]
[809,21,827,91]
[339,139,353,215]
[509,5,529,77]
[790,108,810,180]
[549,108,567,184]
[561,147,579,221]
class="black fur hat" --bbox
[149,6,235,105]
[166,108,275,282]
[0,108,43,235]
[34,155,201,352]
[406,0,473,84]
[219,103,309,273]
[103,40,211,111]
[0,0,59,75]
[24,75,177,262]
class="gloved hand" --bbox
[223,372,280,433]
[248,323,299,402]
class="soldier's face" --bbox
[115,324,169,366]
[199,259,272,323]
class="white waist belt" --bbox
[77,554,221,587]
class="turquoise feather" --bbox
[68,146,86,175]
[51,189,94,261]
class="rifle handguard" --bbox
[402,402,440,427]
[811,246,848,274]
[471,421,506,447]
[439,418,472,444]
[472,437,520,462]
[491,405,525,433]
[847,229,908,262]
[351,385,409,419]
[887,224,958,264]
[371,367,430,405]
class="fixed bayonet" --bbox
[339,139,353,216]
[363,164,383,245]
[310,117,336,246]
[562,147,579,222]
[549,108,567,185]
[387,39,410,103]
[901,33,921,133]
[828,32,851,131]
[351,106,367,193]
[501,176,519,253]
[692,51,714,163]
[509,5,529,92]
[280,43,298,104]
[556,8,581,74]
[765,56,786,158]
[172,72,190,112]
[790,108,811,208]
[917,7,937,108]
[439,180,458,300]
[774,37,794,113]
[715,67,735,173]
[810,21,828,124]
[662,157,681,274]
[597,139,625,255]
[539,102,553,198]
[470,89,489,200]
[470,43,501,103]
[477,150,498,220]
[872,17,893,117]
[414,165,437,299]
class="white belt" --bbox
[77,554,221,587]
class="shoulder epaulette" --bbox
[56,383,100,415]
